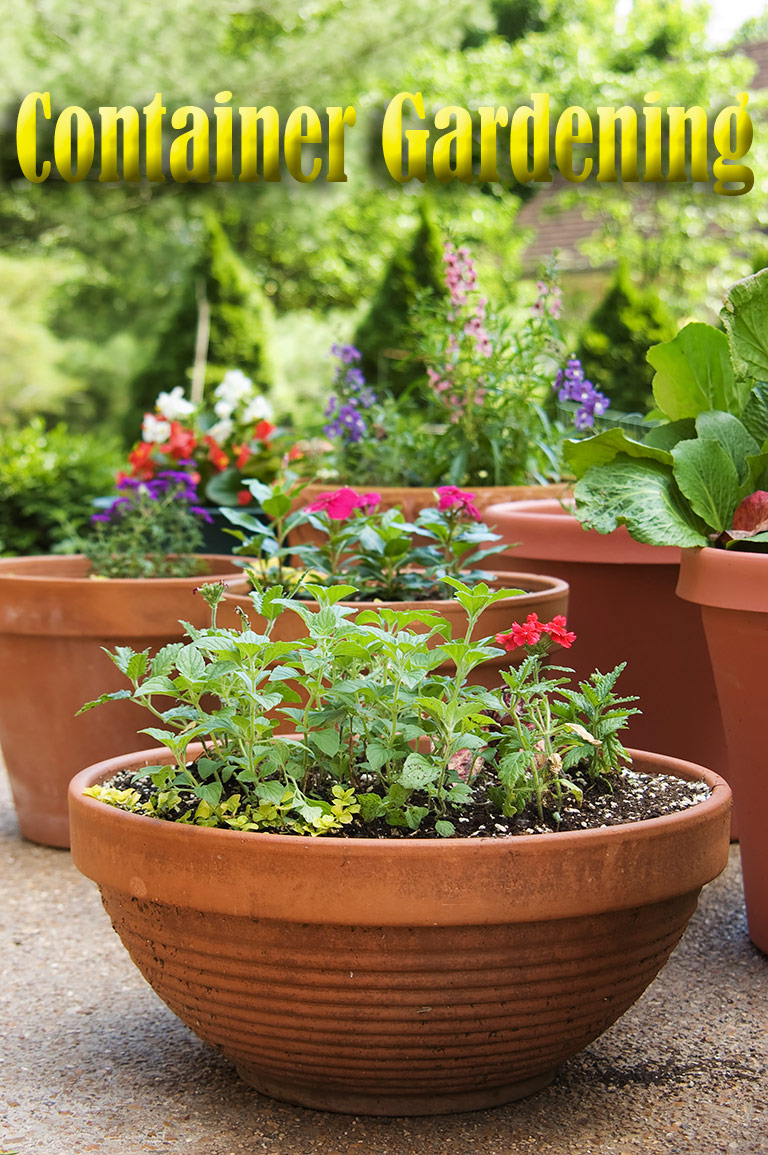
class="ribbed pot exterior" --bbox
[0,555,246,847]
[677,547,768,953]
[219,570,569,690]
[69,746,731,1116]
[486,500,729,796]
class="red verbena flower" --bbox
[435,485,481,520]
[236,489,252,506]
[542,615,577,649]
[495,613,543,650]
[233,443,251,470]
[203,435,230,472]
[165,421,197,461]
[127,441,155,480]
[253,419,275,443]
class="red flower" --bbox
[542,615,577,649]
[233,443,251,470]
[236,489,252,506]
[495,613,543,650]
[287,444,304,462]
[306,487,369,520]
[165,421,197,461]
[253,420,275,443]
[435,485,481,520]
[732,490,768,536]
[203,435,230,472]
[127,441,155,480]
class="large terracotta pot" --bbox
[0,554,247,848]
[289,483,570,552]
[69,745,731,1116]
[677,547,768,954]
[485,500,729,787]
[220,569,569,689]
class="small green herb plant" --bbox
[81,580,638,838]
[82,472,211,578]
[565,269,768,551]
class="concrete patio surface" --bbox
[0,764,765,1155]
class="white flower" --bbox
[208,418,234,443]
[155,386,195,421]
[142,413,172,444]
[215,369,254,410]
[242,394,273,424]
[214,397,235,420]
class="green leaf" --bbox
[151,643,184,678]
[741,382,768,445]
[309,728,341,757]
[76,689,133,715]
[641,419,696,451]
[573,458,709,547]
[106,645,136,676]
[563,428,673,479]
[648,323,745,420]
[358,793,386,821]
[175,644,207,682]
[132,675,177,697]
[204,468,242,506]
[126,651,150,683]
[435,819,456,838]
[139,727,179,744]
[671,438,740,533]
[721,268,768,384]
[694,412,758,486]
[398,752,440,789]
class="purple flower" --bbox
[325,396,338,418]
[554,357,609,430]
[345,367,365,390]
[191,506,215,523]
[331,343,362,364]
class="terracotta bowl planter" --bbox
[219,569,569,690]
[677,547,768,954]
[0,554,247,848]
[69,745,731,1116]
[485,499,730,803]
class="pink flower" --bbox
[495,614,544,651]
[435,485,482,521]
[305,488,380,520]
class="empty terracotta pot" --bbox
[0,554,247,848]
[485,500,729,787]
[69,744,731,1116]
[677,547,768,954]
[220,569,569,689]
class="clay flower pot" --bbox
[69,745,731,1116]
[220,569,569,689]
[677,547,768,954]
[485,499,729,789]
[0,554,247,848]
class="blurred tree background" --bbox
[0,0,766,445]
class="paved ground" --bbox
[1,766,766,1155]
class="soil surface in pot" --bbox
[101,761,710,839]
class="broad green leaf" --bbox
[573,459,709,547]
[106,645,136,676]
[132,675,177,697]
[741,382,768,445]
[671,438,741,533]
[694,411,758,486]
[308,728,341,757]
[398,753,440,789]
[175,644,207,682]
[204,468,242,506]
[139,727,179,744]
[641,419,696,451]
[151,643,185,677]
[126,650,150,683]
[435,820,456,838]
[721,268,768,384]
[648,323,745,420]
[563,428,673,478]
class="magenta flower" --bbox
[435,485,482,520]
[306,488,377,520]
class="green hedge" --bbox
[0,418,121,556]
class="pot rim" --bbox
[0,553,244,586]
[677,545,768,613]
[484,499,681,566]
[69,745,732,926]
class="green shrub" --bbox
[576,263,678,415]
[0,418,121,556]
[128,213,275,431]
[353,198,447,397]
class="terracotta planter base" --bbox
[235,1066,557,1116]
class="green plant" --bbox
[81,472,209,578]
[565,269,768,552]
[575,263,678,416]
[224,481,508,601]
[0,418,121,557]
[80,579,644,838]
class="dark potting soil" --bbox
[104,763,710,839]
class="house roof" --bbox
[517,40,768,273]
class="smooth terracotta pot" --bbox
[69,745,731,1116]
[289,483,570,552]
[0,554,247,848]
[677,547,768,954]
[485,500,729,791]
[220,570,569,689]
